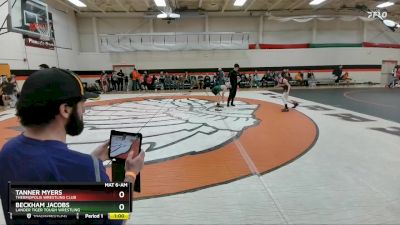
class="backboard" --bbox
[7,0,51,40]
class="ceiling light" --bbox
[309,0,327,5]
[67,0,87,7]
[169,13,180,18]
[383,19,397,27]
[377,2,394,8]
[154,0,166,7]
[157,13,168,18]
[234,0,247,6]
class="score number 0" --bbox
[119,191,125,211]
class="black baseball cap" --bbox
[18,68,98,106]
[234,63,240,68]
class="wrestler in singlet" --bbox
[278,77,298,112]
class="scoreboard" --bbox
[8,182,131,220]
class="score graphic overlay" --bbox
[8,183,131,220]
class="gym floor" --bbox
[0,87,399,224]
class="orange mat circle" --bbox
[0,96,318,200]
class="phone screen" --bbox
[109,133,141,160]
[109,130,142,192]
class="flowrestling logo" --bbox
[367,9,388,19]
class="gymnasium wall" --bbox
[2,3,400,85]
[0,1,80,70]
[78,16,400,51]
[72,15,400,83]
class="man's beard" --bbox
[65,106,84,136]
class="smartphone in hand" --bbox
[109,130,142,192]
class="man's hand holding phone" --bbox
[91,140,110,161]
[124,151,145,183]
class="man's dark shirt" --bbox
[0,134,122,225]
[229,70,239,87]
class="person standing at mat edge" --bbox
[0,68,145,225]
[277,74,299,112]
[227,63,240,107]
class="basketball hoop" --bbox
[28,23,38,32]
[33,23,51,41]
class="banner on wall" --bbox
[24,12,56,50]
[99,32,251,52]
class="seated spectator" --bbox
[261,73,268,84]
[0,75,6,108]
[333,65,343,83]
[396,67,400,87]
[341,72,352,85]
[1,77,17,108]
[295,72,303,85]
[146,73,153,90]
[253,72,261,88]
[204,75,212,88]
[286,71,293,81]
[159,71,165,90]
[307,71,315,80]
[198,76,204,89]
[307,71,316,87]
[150,75,156,90]
[164,75,172,90]
[388,66,400,88]
[190,75,198,89]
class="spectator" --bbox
[107,71,112,91]
[190,76,198,90]
[150,75,156,90]
[341,72,352,86]
[178,74,185,90]
[295,72,303,86]
[143,71,148,91]
[138,72,145,91]
[117,69,124,91]
[131,68,141,91]
[286,69,293,81]
[396,66,400,87]
[253,70,260,88]
[159,71,165,90]
[146,73,153,90]
[124,72,129,91]
[198,75,204,89]
[0,68,145,225]
[204,75,212,89]
[388,66,399,88]
[0,76,4,108]
[100,71,108,93]
[216,68,225,86]
[333,65,343,83]
[183,72,190,89]
[307,71,316,87]
[112,71,118,91]
[1,77,17,108]
[307,71,315,80]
